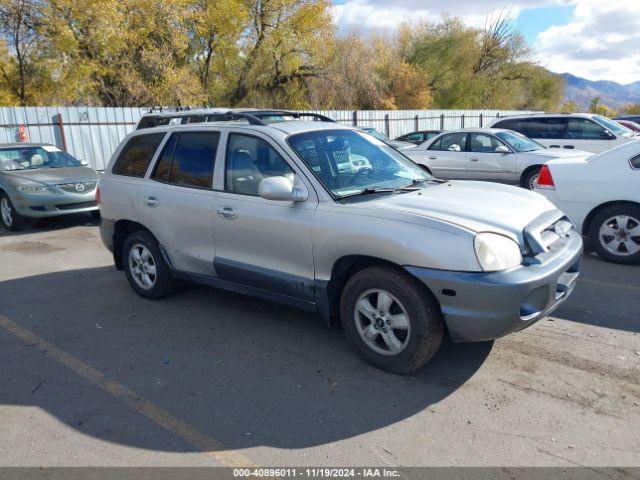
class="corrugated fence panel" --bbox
[0,107,539,170]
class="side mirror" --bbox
[258,176,308,202]
[495,145,510,154]
[447,144,461,152]
[80,160,89,166]
[601,130,615,140]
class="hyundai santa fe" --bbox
[99,112,582,373]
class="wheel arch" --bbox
[582,200,640,236]
[112,220,157,270]
[322,254,441,327]
[519,164,543,188]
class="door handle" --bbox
[470,157,479,161]
[143,196,159,207]
[550,145,561,148]
[563,145,575,149]
[216,206,237,220]
[428,156,437,160]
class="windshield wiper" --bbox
[403,178,447,188]
[338,187,399,199]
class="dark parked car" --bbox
[613,115,640,124]
[395,130,444,145]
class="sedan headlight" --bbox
[17,185,57,194]
[474,233,523,272]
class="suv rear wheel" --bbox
[123,230,175,299]
[340,265,444,374]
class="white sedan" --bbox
[403,128,592,189]
[534,141,640,264]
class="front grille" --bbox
[56,201,97,211]
[58,181,97,194]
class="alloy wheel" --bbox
[128,243,158,289]
[1,197,12,227]
[599,215,640,256]
[354,289,411,356]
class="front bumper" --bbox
[405,230,582,342]
[13,191,97,218]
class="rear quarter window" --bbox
[112,133,165,177]
[631,154,640,169]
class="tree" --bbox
[622,104,640,115]
[0,0,44,105]
[589,97,617,117]
[560,100,580,113]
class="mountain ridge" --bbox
[561,73,640,109]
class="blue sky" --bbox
[331,1,640,84]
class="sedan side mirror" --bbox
[258,176,308,202]
[495,145,510,154]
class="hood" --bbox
[528,148,593,159]
[388,140,416,150]
[352,181,557,244]
[2,167,99,185]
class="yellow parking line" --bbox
[579,278,640,292]
[0,313,257,468]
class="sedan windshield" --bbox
[495,131,545,152]
[288,129,433,199]
[0,146,82,171]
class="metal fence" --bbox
[0,107,539,170]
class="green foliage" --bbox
[589,96,617,117]
[0,2,565,110]
[622,103,640,115]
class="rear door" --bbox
[466,132,516,182]
[138,130,220,275]
[423,132,468,179]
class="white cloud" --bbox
[534,1,640,84]
[332,0,551,33]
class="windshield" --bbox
[362,128,389,141]
[495,131,545,152]
[288,129,432,199]
[0,146,82,171]
[594,115,633,136]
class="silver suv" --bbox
[99,114,582,373]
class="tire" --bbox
[340,265,444,374]
[122,230,175,299]
[522,167,541,190]
[0,192,28,231]
[588,205,640,264]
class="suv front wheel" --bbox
[123,230,175,299]
[340,265,444,374]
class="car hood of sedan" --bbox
[357,181,557,243]
[2,167,99,185]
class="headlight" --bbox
[474,233,523,272]
[17,185,57,194]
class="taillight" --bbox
[96,185,101,205]
[536,165,555,189]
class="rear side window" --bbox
[514,118,566,139]
[429,132,467,151]
[151,132,219,189]
[631,154,640,169]
[112,133,165,177]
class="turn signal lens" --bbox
[96,185,101,206]
[536,165,555,189]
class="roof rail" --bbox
[253,110,335,123]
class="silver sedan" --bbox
[0,143,100,230]
[403,128,593,189]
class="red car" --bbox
[615,119,640,133]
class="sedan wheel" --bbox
[589,205,640,264]
[0,193,27,231]
[598,215,640,257]
[1,197,12,228]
